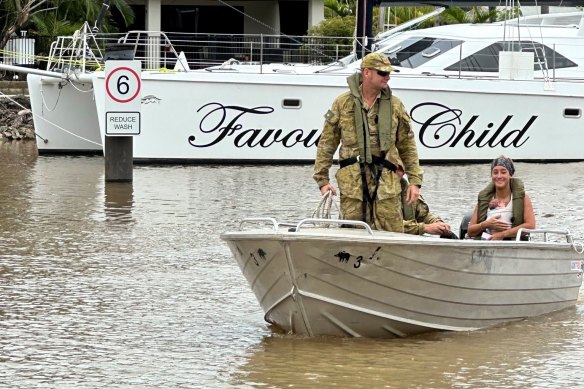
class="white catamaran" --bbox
[3,7,584,162]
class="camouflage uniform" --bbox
[313,54,423,232]
[400,178,443,235]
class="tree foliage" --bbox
[441,6,515,25]
[324,0,354,18]
[1,0,134,53]
[308,15,355,37]
[0,0,51,49]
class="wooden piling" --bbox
[104,136,133,182]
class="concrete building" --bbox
[121,0,325,36]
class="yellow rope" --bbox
[0,49,185,72]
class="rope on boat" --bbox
[0,91,103,147]
[311,190,341,223]
[39,82,65,112]
[0,49,102,70]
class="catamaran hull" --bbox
[27,74,102,153]
[31,71,584,162]
[222,226,583,338]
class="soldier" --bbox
[397,168,454,237]
[313,52,423,232]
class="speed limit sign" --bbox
[105,60,142,136]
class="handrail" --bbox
[239,217,279,230]
[516,228,573,243]
[294,218,373,235]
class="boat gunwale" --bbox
[220,229,579,251]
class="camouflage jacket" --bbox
[313,72,423,194]
[400,178,443,235]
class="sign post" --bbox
[104,60,141,182]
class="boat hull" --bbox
[27,74,102,153]
[222,226,584,337]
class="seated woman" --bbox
[466,156,536,240]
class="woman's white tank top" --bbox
[486,200,513,229]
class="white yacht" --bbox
[7,8,584,162]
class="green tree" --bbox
[305,16,355,63]
[0,0,50,49]
[441,6,501,25]
[1,0,134,52]
[384,6,437,29]
[28,0,134,38]
[308,15,355,37]
[324,0,354,18]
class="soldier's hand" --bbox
[320,183,336,196]
[424,222,450,236]
[406,184,420,204]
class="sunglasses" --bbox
[376,70,390,77]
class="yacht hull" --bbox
[27,74,102,153]
[31,70,584,162]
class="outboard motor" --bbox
[459,209,474,239]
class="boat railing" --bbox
[239,217,281,230]
[46,22,106,74]
[517,228,575,243]
[43,23,354,73]
[294,218,373,234]
[238,217,374,234]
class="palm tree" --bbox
[441,6,501,25]
[469,6,499,23]
[29,0,134,38]
[0,0,50,49]
[324,0,354,18]
[1,0,134,51]
[441,7,473,25]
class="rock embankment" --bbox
[0,96,34,141]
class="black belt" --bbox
[339,155,397,173]
[338,155,398,223]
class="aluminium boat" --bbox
[221,218,584,338]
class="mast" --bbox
[355,0,374,59]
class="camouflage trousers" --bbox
[335,161,404,232]
[340,195,404,232]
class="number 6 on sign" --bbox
[105,60,142,136]
[105,61,141,104]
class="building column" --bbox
[146,0,161,31]
[145,0,162,69]
[308,0,324,28]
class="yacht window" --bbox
[382,37,462,68]
[522,47,547,70]
[445,41,577,72]
[282,99,302,109]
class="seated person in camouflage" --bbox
[397,167,454,237]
